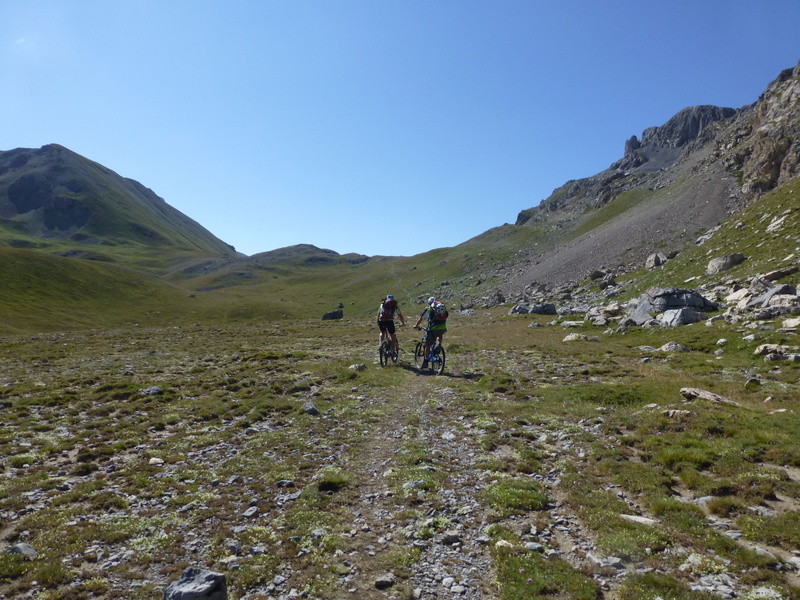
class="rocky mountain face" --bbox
[501,60,800,300]
[0,144,237,257]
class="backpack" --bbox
[378,299,397,320]
[430,301,448,322]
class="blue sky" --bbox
[2,2,799,257]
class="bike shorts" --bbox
[378,320,396,335]
[427,328,445,341]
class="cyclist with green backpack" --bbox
[377,294,405,357]
[413,296,448,369]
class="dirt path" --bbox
[343,362,497,598]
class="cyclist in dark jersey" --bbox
[377,294,405,356]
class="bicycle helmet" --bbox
[387,294,394,299]
[428,296,436,305]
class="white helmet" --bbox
[428,296,436,305]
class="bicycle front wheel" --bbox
[433,346,446,375]
[414,342,425,368]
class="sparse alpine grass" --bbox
[1,308,800,598]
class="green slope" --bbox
[0,248,199,334]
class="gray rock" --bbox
[7,543,37,559]
[302,402,319,416]
[707,253,746,275]
[530,302,557,315]
[645,252,668,269]
[375,573,396,589]
[638,287,718,314]
[508,303,530,315]
[322,310,343,320]
[525,542,545,552]
[164,567,227,600]
[659,307,707,327]
[441,530,462,545]
[747,283,797,309]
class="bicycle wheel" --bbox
[414,342,425,368]
[433,346,446,375]
[379,341,389,367]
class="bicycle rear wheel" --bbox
[414,342,425,368]
[433,346,446,375]
[379,342,390,367]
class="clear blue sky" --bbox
[2,2,799,257]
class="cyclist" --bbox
[413,296,448,369]
[377,294,405,357]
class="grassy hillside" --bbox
[0,249,199,333]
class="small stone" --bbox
[7,543,37,559]
[525,542,544,552]
[302,402,319,416]
[375,573,396,589]
[441,530,462,545]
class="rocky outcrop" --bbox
[494,61,800,300]
[703,60,800,197]
[614,105,737,172]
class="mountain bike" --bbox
[414,328,446,375]
[379,325,401,366]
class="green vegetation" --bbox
[1,305,799,599]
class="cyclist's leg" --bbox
[421,332,431,367]
[386,322,397,353]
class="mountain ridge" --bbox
[0,144,238,259]
[0,60,798,330]
[486,59,800,301]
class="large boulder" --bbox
[637,287,718,313]
[629,287,717,325]
[659,308,707,327]
[530,302,557,315]
[706,253,746,275]
[746,283,798,309]
[164,567,227,600]
[645,252,668,269]
[321,310,343,320]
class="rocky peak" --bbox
[614,105,737,172]
[702,59,800,196]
